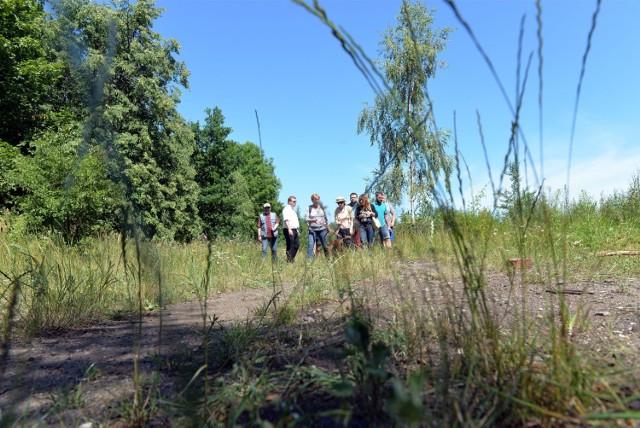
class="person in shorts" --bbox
[373,191,391,249]
[382,194,396,242]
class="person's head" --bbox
[310,193,320,206]
[359,194,370,208]
[263,203,271,213]
[349,193,358,204]
[288,195,297,207]
[375,191,384,203]
[336,196,345,208]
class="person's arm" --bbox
[348,207,354,235]
[283,208,289,230]
[257,217,262,241]
[273,213,279,231]
[324,208,333,234]
[344,205,353,235]
[306,206,314,224]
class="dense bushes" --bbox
[0,0,281,242]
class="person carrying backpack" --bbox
[305,194,333,258]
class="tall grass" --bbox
[0,232,404,338]
[1,194,639,424]
[3,0,640,425]
[285,0,639,425]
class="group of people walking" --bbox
[257,191,396,263]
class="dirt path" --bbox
[0,286,281,423]
[1,262,639,425]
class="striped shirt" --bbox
[258,213,279,238]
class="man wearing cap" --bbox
[258,203,279,262]
[334,196,354,242]
[282,196,300,262]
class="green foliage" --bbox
[3,238,120,337]
[11,123,121,241]
[497,161,544,226]
[357,1,453,218]
[53,0,201,241]
[0,0,64,149]
[600,171,640,226]
[192,107,281,239]
[208,320,258,369]
[0,141,21,207]
[343,317,391,417]
[1,0,286,242]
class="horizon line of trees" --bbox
[0,0,281,242]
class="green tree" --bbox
[54,0,201,241]
[192,107,281,239]
[0,142,20,207]
[11,122,121,241]
[0,0,64,149]
[357,1,452,222]
[0,0,69,210]
[497,161,542,224]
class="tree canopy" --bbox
[0,0,281,242]
[0,0,63,149]
[358,1,453,221]
[192,107,282,239]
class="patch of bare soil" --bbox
[1,261,639,426]
[0,287,280,425]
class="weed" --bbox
[208,319,259,370]
[51,382,85,410]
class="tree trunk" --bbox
[410,151,415,223]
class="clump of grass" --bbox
[289,0,640,426]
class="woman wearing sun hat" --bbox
[334,196,354,241]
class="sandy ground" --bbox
[1,260,638,425]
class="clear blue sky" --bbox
[153,0,640,219]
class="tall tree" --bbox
[192,107,281,239]
[357,1,452,222]
[54,0,201,240]
[0,0,63,149]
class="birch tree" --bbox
[358,1,452,222]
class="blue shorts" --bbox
[378,225,390,241]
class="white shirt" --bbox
[282,204,300,229]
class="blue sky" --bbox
[153,0,640,219]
